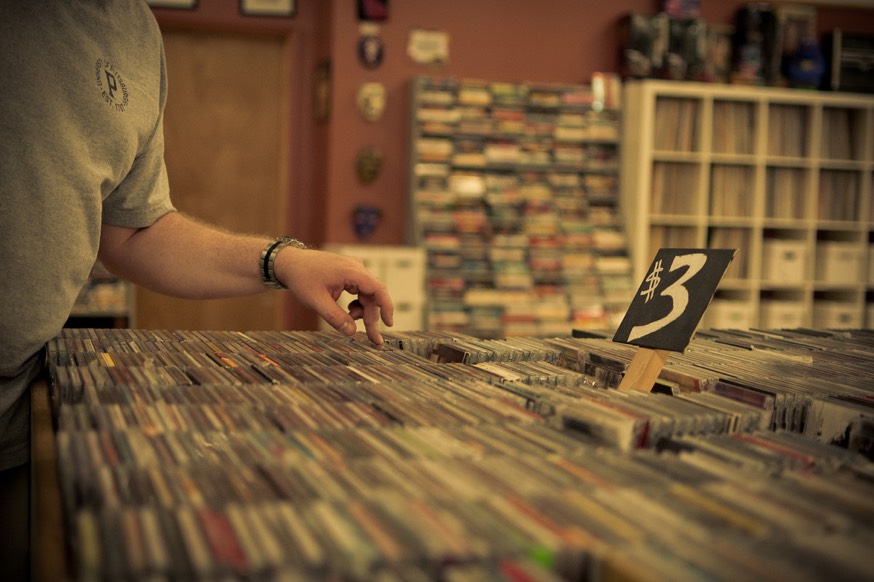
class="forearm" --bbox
[99,210,394,344]
[99,211,268,299]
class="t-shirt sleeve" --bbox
[101,112,176,229]
[102,24,176,230]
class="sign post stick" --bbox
[617,347,670,392]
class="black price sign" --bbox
[613,248,736,353]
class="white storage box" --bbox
[323,244,426,304]
[389,300,425,331]
[382,250,427,304]
[703,300,755,329]
[815,242,862,283]
[319,244,426,332]
[813,301,862,328]
[762,240,807,283]
[326,294,424,333]
[760,300,806,329]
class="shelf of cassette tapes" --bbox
[40,326,873,581]
[409,75,635,339]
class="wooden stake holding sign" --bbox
[612,248,737,392]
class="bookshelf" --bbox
[621,80,874,329]
[65,261,134,328]
[408,76,634,339]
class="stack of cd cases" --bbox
[43,327,873,580]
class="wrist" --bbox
[259,236,308,290]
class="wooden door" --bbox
[135,30,289,331]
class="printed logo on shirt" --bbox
[94,58,129,112]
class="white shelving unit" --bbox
[621,79,874,329]
[320,244,426,333]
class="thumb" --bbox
[314,298,358,337]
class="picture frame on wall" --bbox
[240,0,296,17]
[146,0,197,8]
[358,0,389,21]
[314,61,332,123]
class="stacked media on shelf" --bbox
[409,75,635,339]
[41,327,874,580]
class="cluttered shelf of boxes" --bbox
[621,79,874,330]
[408,75,634,340]
[406,72,874,338]
[618,2,874,331]
[65,260,134,330]
[32,326,874,580]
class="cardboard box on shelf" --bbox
[762,239,807,283]
[813,301,861,328]
[815,242,862,284]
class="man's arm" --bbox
[98,211,394,344]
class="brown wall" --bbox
[152,0,874,329]
[322,0,874,246]
[326,0,653,246]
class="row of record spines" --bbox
[52,321,874,356]
[46,340,824,445]
[59,440,874,582]
[50,379,773,455]
[554,331,874,398]
[58,424,874,505]
[48,328,565,366]
[65,496,871,582]
[47,327,874,437]
[68,501,573,582]
[52,407,784,481]
[415,75,616,110]
[48,349,776,453]
[46,359,569,410]
[48,327,872,411]
[51,326,874,380]
[555,336,874,434]
[52,383,543,436]
[47,354,594,404]
[44,326,817,402]
[56,425,872,511]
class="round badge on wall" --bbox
[352,204,383,240]
[356,146,384,184]
[356,82,387,122]
[358,34,384,69]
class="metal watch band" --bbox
[260,236,307,290]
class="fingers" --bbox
[317,296,384,345]
[311,289,392,345]
[317,301,359,338]
[344,272,395,343]
[347,298,386,345]
[354,285,394,329]
[347,299,364,320]
[277,248,394,345]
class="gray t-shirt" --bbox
[0,0,175,469]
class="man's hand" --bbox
[100,214,394,344]
[273,247,394,345]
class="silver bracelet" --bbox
[260,237,307,290]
